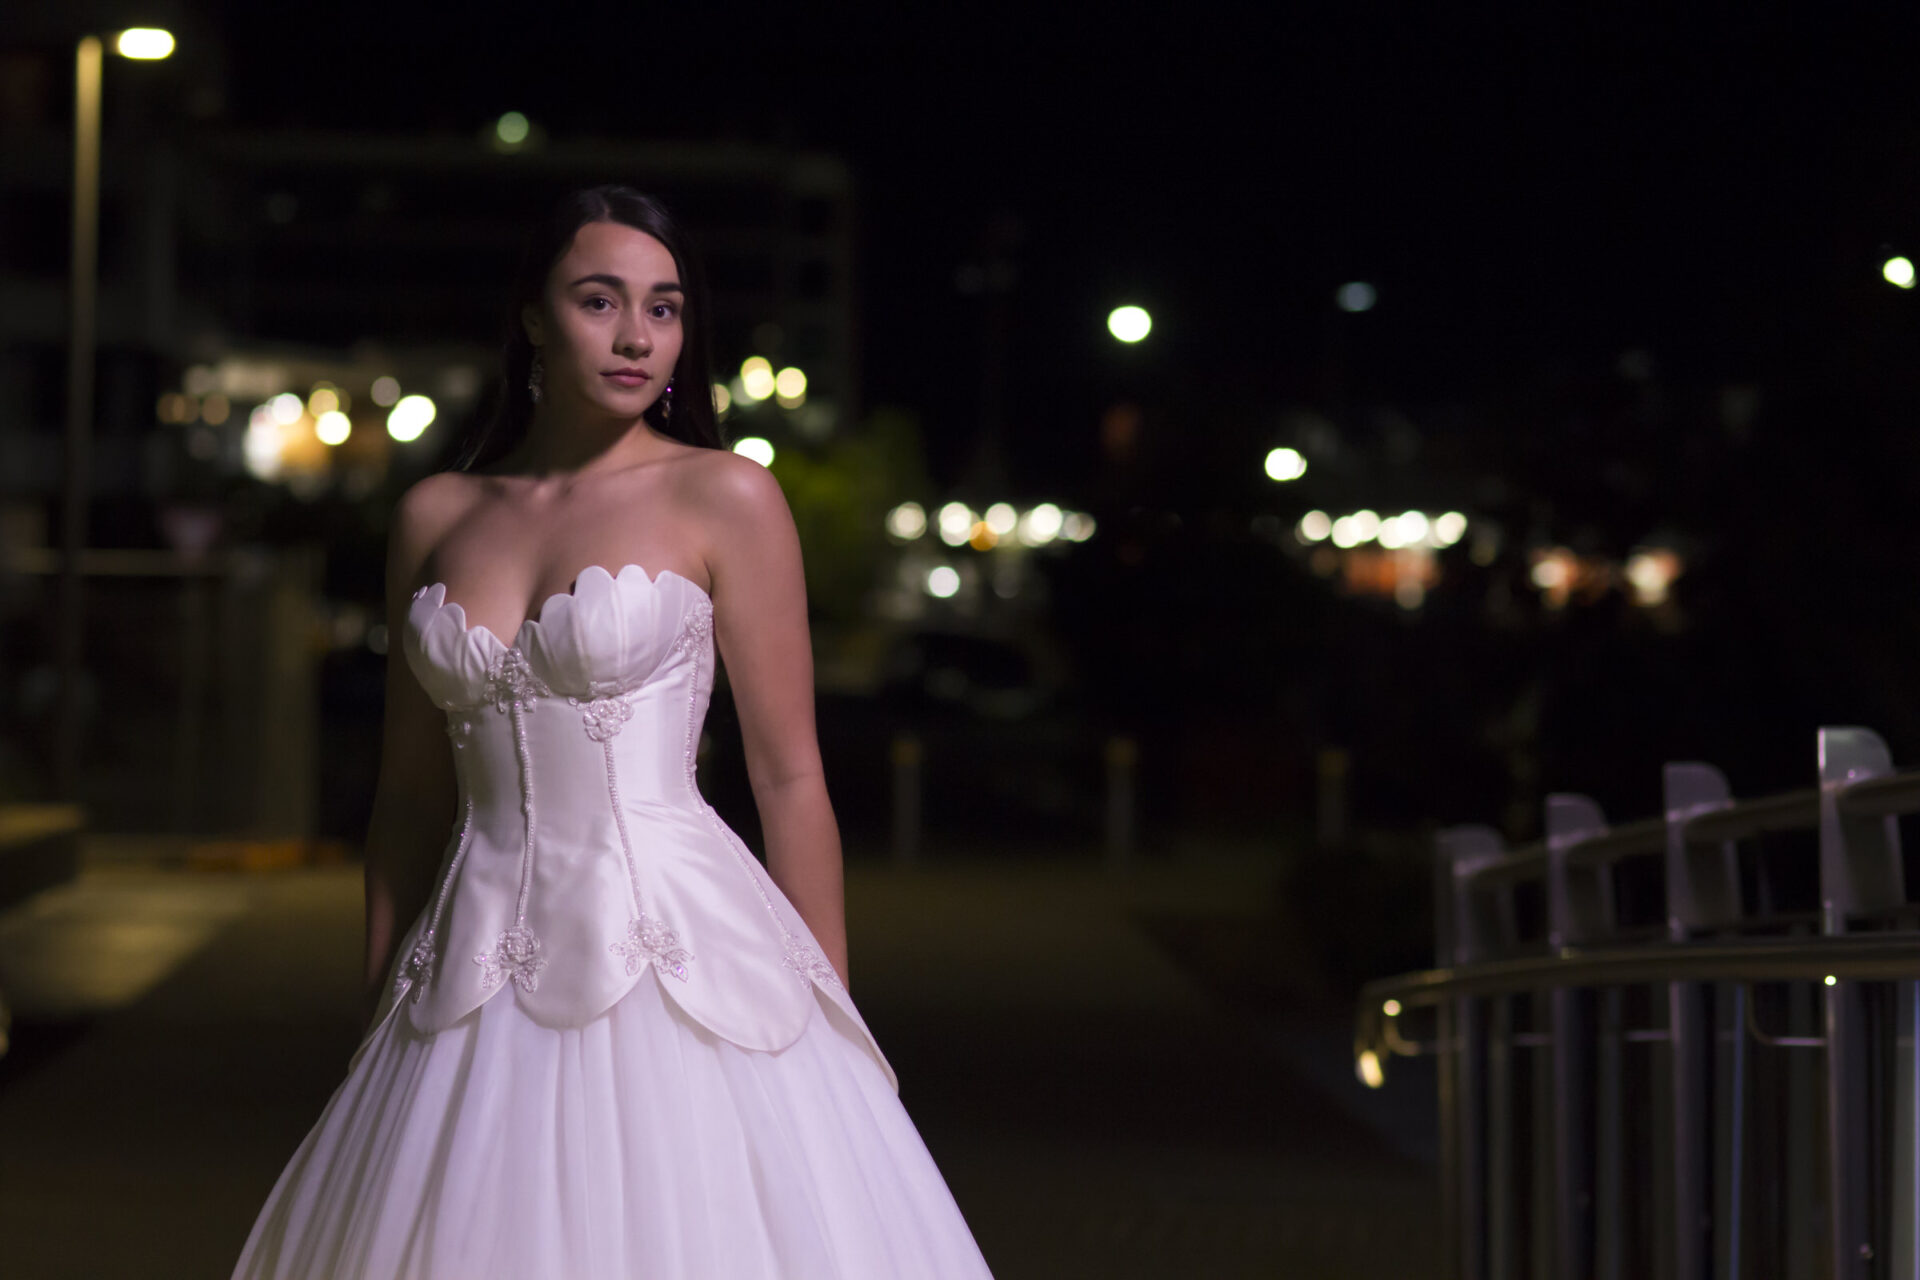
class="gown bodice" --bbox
[358,562,896,1094]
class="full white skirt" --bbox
[231,972,995,1279]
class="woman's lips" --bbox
[601,371,650,387]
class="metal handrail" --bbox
[1458,776,1873,893]
[1374,733,1920,1280]
[1464,847,1547,890]
[1836,770,1920,819]
[1563,816,1664,869]
[1353,933,1920,1080]
[1682,786,1819,846]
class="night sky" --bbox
[177,3,1920,488]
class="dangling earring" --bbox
[527,349,544,404]
[660,379,673,423]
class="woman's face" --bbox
[523,219,685,424]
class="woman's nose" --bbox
[616,323,652,357]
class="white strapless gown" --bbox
[230,564,996,1279]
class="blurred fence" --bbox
[1356,726,1920,1280]
[1,544,324,835]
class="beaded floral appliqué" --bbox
[782,934,844,989]
[397,931,437,1001]
[395,715,479,1004]
[569,679,636,743]
[611,912,695,982]
[483,646,551,713]
[673,599,715,654]
[475,924,547,992]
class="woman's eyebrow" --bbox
[566,274,683,294]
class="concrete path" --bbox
[0,843,1438,1279]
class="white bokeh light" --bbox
[937,502,975,546]
[315,410,351,446]
[1264,447,1307,482]
[886,502,927,540]
[732,436,775,466]
[1107,305,1152,342]
[740,357,775,401]
[1336,282,1377,312]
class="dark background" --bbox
[5,7,1920,1274]
[10,0,1920,863]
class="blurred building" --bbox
[0,41,859,831]
[0,109,859,514]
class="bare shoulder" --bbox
[394,469,483,528]
[387,471,485,592]
[677,446,790,526]
[672,448,800,602]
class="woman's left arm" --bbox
[698,451,849,989]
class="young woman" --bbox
[231,185,997,1278]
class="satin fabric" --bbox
[378,563,893,1092]
[230,562,995,1279]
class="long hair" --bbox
[451,185,724,471]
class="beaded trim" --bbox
[473,645,552,994]
[677,597,844,991]
[394,713,478,1003]
[582,699,695,984]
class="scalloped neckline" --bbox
[416,563,711,650]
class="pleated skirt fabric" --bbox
[230,973,996,1279]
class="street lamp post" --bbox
[55,29,172,801]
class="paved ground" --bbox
[0,838,1440,1279]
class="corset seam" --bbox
[601,736,646,919]
[509,699,538,925]
[472,647,552,995]
[598,727,695,982]
[397,714,478,1003]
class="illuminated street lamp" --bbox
[1885,256,1916,290]
[115,29,174,59]
[57,27,174,800]
[1336,282,1377,313]
[1264,447,1307,482]
[1107,305,1151,343]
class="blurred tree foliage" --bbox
[762,407,934,624]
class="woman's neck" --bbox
[496,405,670,478]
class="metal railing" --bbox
[1354,726,1920,1280]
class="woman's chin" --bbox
[576,387,657,421]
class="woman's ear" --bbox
[521,302,545,347]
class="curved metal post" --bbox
[1664,762,1739,1280]
[1439,826,1506,1280]
[1547,794,1610,1279]
[1817,728,1899,1280]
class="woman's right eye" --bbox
[583,296,614,312]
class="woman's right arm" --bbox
[359,474,466,1029]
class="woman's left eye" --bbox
[652,302,679,319]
